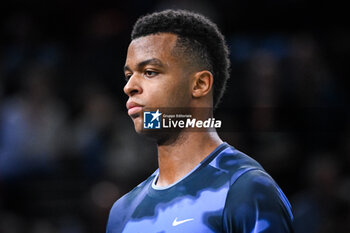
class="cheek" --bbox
[173,76,192,105]
[163,82,190,107]
[171,85,190,106]
[144,74,191,107]
[150,86,177,107]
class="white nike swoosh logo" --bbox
[172,217,194,226]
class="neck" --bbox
[156,130,223,187]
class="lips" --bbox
[126,101,143,116]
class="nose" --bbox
[123,75,142,96]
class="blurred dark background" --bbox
[0,1,349,233]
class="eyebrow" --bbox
[124,58,165,72]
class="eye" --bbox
[144,70,158,78]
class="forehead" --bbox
[126,33,178,64]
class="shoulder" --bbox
[110,171,156,211]
[106,171,157,231]
[210,144,293,232]
[208,143,265,185]
[212,144,290,209]
[222,166,294,232]
[226,169,291,210]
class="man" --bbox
[106,10,293,232]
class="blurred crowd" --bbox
[0,1,349,233]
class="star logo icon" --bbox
[143,109,162,129]
[150,109,162,122]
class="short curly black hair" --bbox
[131,9,230,109]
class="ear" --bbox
[192,70,214,98]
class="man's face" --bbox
[123,33,192,133]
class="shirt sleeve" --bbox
[222,169,294,233]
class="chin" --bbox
[131,117,143,133]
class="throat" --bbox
[155,131,222,187]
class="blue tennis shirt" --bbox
[106,142,294,232]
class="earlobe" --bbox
[192,70,213,98]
